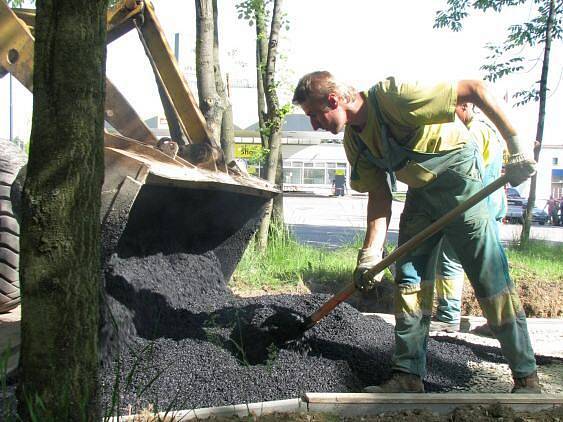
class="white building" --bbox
[145,114,563,199]
[533,144,563,200]
[233,129,350,195]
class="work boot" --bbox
[364,372,425,393]
[429,319,460,333]
[471,323,494,338]
[512,371,541,394]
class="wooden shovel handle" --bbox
[303,174,511,331]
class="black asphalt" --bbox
[99,187,556,416]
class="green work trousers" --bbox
[392,143,537,379]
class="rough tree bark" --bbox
[521,0,555,244]
[18,0,107,420]
[254,0,269,148]
[255,0,284,251]
[196,0,222,142]
[195,0,234,162]
[213,0,234,163]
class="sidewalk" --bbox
[366,312,563,394]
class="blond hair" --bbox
[292,71,357,108]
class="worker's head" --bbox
[455,103,474,127]
[292,71,356,134]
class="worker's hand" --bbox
[353,246,384,291]
[506,153,536,187]
[505,136,536,187]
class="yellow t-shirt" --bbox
[344,77,471,192]
[467,119,505,167]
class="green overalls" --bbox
[428,120,507,326]
[351,87,537,379]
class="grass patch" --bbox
[506,240,563,283]
[232,226,403,294]
[234,231,561,298]
[232,229,362,292]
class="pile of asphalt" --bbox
[101,250,492,414]
[98,186,555,415]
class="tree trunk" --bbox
[195,0,223,144]
[256,0,284,252]
[521,0,554,244]
[18,0,107,419]
[272,147,284,223]
[213,0,234,163]
[220,102,235,163]
[254,2,268,148]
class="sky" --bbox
[1,0,562,145]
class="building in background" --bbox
[146,113,359,195]
[535,144,563,200]
[145,114,562,199]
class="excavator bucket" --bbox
[0,0,278,323]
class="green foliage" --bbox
[246,145,270,165]
[434,0,562,106]
[236,0,290,31]
[233,228,372,291]
[1,347,16,421]
[480,48,524,82]
[7,0,26,6]
[512,87,541,105]
[234,229,561,293]
[506,239,563,281]
[262,101,293,137]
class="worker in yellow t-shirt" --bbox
[292,71,539,394]
[428,103,507,333]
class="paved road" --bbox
[284,195,563,248]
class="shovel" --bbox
[262,173,511,343]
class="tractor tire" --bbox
[0,139,27,313]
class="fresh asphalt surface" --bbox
[285,194,563,248]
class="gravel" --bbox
[99,250,561,415]
[99,187,562,416]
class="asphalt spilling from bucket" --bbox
[98,187,559,414]
[98,248,550,414]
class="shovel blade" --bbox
[260,310,307,344]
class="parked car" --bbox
[505,194,548,225]
[506,187,523,199]
[530,206,548,225]
[505,194,526,224]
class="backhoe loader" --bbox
[0,0,278,317]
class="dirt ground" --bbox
[201,403,563,421]
[233,274,563,319]
[461,277,562,319]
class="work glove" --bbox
[505,136,536,187]
[353,246,384,291]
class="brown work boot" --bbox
[363,372,425,393]
[512,371,541,394]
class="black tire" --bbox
[0,139,27,313]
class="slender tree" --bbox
[213,0,235,163]
[195,0,234,163]
[18,0,107,419]
[237,0,289,251]
[435,0,563,244]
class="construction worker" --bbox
[428,103,507,333]
[292,72,540,394]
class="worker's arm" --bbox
[354,182,392,290]
[457,80,535,186]
[363,184,392,250]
